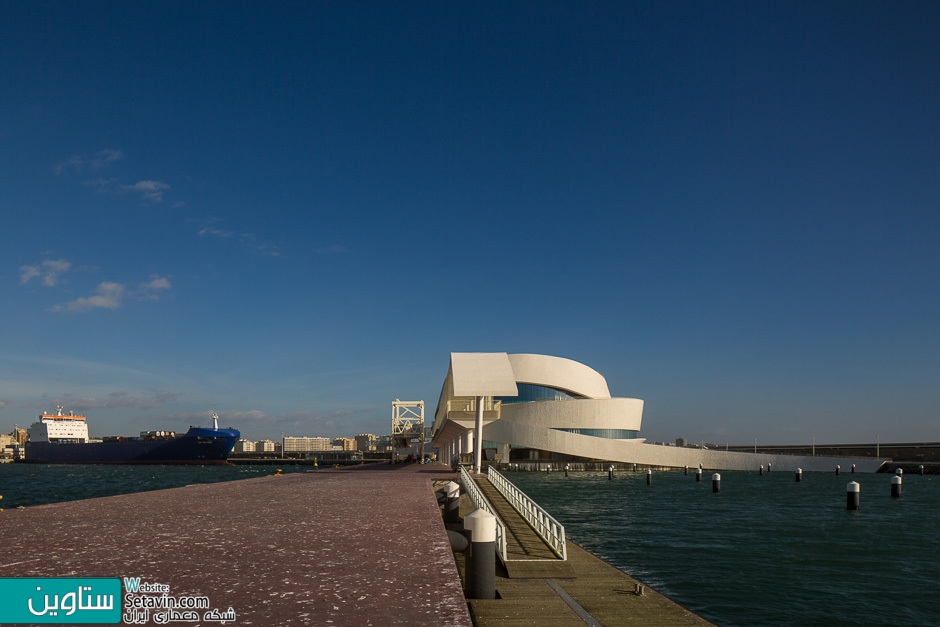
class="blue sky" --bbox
[2,2,938,445]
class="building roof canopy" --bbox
[450,352,519,397]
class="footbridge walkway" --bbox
[456,465,715,625]
[459,465,571,578]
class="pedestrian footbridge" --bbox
[459,466,573,578]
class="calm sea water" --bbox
[506,469,940,627]
[0,463,309,508]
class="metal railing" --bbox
[488,466,567,560]
[458,465,508,561]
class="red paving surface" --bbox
[0,462,472,626]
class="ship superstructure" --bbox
[27,406,90,443]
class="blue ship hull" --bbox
[23,427,240,464]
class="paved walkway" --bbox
[0,463,471,626]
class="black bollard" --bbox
[696,467,702,482]
[684,465,688,476]
[443,481,461,524]
[464,510,496,599]
[851,464,856,474]
[795,468,802,482]
[646,469,652,485]
[712,473,721,493]
[891,475,902,498]
[846,481,860,511]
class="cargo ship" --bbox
[21,407,240,464]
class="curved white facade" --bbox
[506,354,612,399]
[431,352,885,473]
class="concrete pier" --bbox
[0,463,471,626]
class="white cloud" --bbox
[198,222,282,257]
[56,149,125,174]
[134,275,172,300]
[52,282,125,313]
[83,177,119,193]
[198,227,236,238]
[122,180,171,203]
[63,390,180,411]
[20,259,71,286]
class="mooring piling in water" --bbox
[759,464,764,476]
[696,467,702,482]
[847,481,860,511]
[891,475,902,499]
[646,469,652,485]
[608,465,613,480]
[712,473,721,493]
[795,468,802,482]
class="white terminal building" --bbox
[430,353,885,473]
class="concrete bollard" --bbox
[712,473,721,493]
[443,481,461,524]
[795,468,802,482]
[696,467,702,482]
[891,475,902,498]
[608,465,614,480]
[846,481,860,511]
[464,510,496,600]
[646,469,652,485]
[836,465,840,475]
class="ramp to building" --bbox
[460,466,572,578]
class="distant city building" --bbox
[9,427,27,446]
[675,438,687,447]
[374,435,395,452]
[283,436,332,452]
[255,439,277,453]
[355,434,376,451]
[333,437,357,451]
[233,439,255,453]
